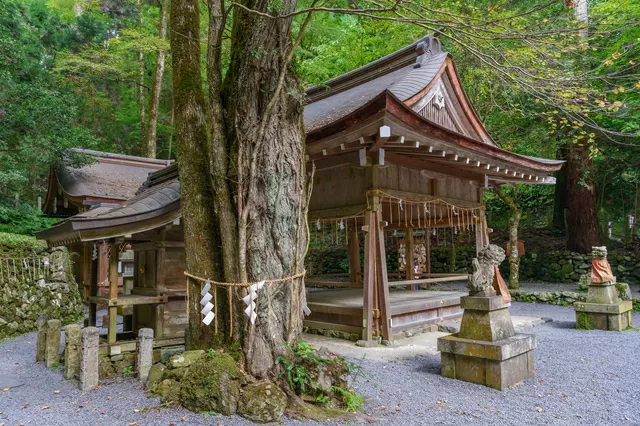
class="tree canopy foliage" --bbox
[0,0,638,242]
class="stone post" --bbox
[80,327,99,391]
[45,319,61,368]
[64,324,81,380]
[136,328,154,383]
[35,316,47,362]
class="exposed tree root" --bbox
[285,403,383,423]
[282,385,382,423]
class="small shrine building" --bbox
[37,35,562,349]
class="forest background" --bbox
[0,0,638,249]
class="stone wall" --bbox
[505,250,640,285]
[428,247,476,274]
[0,246,83,339]
[307,240,640,285]
[510,290,586,306]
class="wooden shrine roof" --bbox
[43,149,173,216]
[304,35,496,146]
[304,34,563,184]
[37,180,181,246]
[37,34,563,245]
[306,91,563,183]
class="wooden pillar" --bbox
[405,228,415,290]
[362,210,375,342]
[107,240,119,344]
[348,226,361,285]
[375,205,392,340]
[82,243,91,300]
[88,244,98,327]
[155,238,166,339]
[426,228,432,273]
[132,244,139,332]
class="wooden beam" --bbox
[369,125,391,153]
[372,187,483,209]
[87,294,169,306]
[308,204,368,221]
[384,151,482,182]
[305,280,361,288]
[475,205,488,253]
[388,275,469,286]
[308,273,351,278]
[310,151,360,170]
[426,227,431,279]
[306,304,363,317]
[82,243,91,300]
[155,230,166,339]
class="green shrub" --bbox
[0,231,48,257]
[276,340,329,394]
[0,200,56,236]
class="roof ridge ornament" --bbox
[414,34,442,68]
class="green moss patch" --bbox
[576,311,594,330]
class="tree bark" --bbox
[222,0,309,378]
[495,186,521,289]
[170,0,311,377]
[145,0,168,158]
[566,143,601,252]
[552,146,568,233]
[138,0,146,145]
[564,0,600,253]
[170,0,221,350]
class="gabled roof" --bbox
[304,34,563,184]
[37,180,181,246]
[304,34,496,146]
[304,35,447,131]
[43,149,173,216]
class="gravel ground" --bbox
[1,303,640,426]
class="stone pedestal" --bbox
[574,281,632,331]
[438,296,536,390]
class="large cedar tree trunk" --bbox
[171,0,309,379]
[566,143,601,252]
[138,0,145,144]
[552,146,568,233]
[145,0,168,158]
[223,0,308,378]
[564,0,600,253]
[170,0,222,349]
